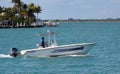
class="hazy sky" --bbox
[0,0,120,19]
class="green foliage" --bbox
[0,0,42,24]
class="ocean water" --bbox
[0,22,120,74]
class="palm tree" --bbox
[22,4,27,10]
[0,6,3,21]
[11,0,42,26]
[12,0,21,5]
[0,6,2,13]
[35,5,41,20]
[12,0,23,12]
[27,3,36,23]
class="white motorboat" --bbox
[43,20,59,27]
[20,43,95,57]
[10,30,95,57]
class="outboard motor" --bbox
[10,48,19,57]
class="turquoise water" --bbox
[0,22,120,74]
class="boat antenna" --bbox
[47,30,51,46]
[53,32,57,46]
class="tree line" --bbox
[0,0,41,27]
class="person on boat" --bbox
[41,37,45,48]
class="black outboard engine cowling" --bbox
[10,48,19,57]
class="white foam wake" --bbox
[0,54,13,58]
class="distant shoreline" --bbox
[49,19,120,22]
[0,19,120,28]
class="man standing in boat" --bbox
[41,37,45,48]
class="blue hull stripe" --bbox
[52,46,84,53]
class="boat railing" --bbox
[37,30,62,48]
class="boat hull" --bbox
[20,43,95,57]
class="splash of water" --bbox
[0,54,13,58]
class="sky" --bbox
[0,0,120,19]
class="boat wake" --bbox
[0,54,89,58]
[0,54,13,58]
